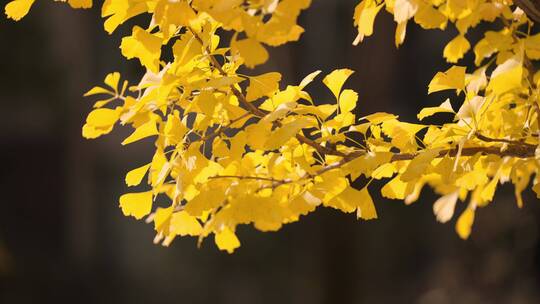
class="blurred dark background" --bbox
[1,0,540,303]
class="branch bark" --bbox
[515,0,540,22]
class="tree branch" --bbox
[515,0,540,23]
[259,143,537,190]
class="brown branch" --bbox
[259,143,537,190]
[515,0,540,23]
[474,132,536,148]
[191,112,251,145]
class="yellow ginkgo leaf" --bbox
[339,89,358,113]
[104,72,121,92]
[101,0,144,34]
[414,5,447,30]
[86,108,120,128]
[323,69,354,99]
[121,120,159,145]
[153,207,173,231]
[299,70,322,89]
[119,191,153,219]
[393,0,419,23]
[125,163,151,186]
[120,26,162,73]
[215,228,240,253]
[455,207,475,239]
[357,188,377,220]
[4,0,35,21]
[67,0,92,9]
[443,35,470,63]
[417,99,455,120]
[353,1,384,45]
[82,108,120,139]
[84,86,113,97]
[169,211,203,236]
[164,113,187,147]
[326,186,361,213]
[381,175,411,199]
[400,149,441,181]
[246,72,282,102]
[428,65,466,94]
[525,33,540,60]
[533,183,540,198]
[154,0,196,38]
[432,191,459,223]
[265,118,311,150]
[395,21,407,47]
[232,37,269,68]
[486,57,523,95]
[479,177,499,205]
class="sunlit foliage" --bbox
[6,0,540,253]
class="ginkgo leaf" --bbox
[395,21,407,47]
[246,72,282,102]
[299,70,322,88]
[428,65,466,94]
[294,104,336,121]
[84,86,113,97]
[414,5,447,30]
[121,120,159,145]
[417,99,455,120]
[357,188,377,220]
[119,191,153,219]
[104,72,121,92]
[86,108,120,128]
[466,67,487,94]
[5,0,35,21]
[232,37,269,68]
[153,207,173,231]
[533,183,540,198]
[67,0,92,9]
[263,101,297,122]
[125,163,151,186]
[353,1,384,45]
[326,186,362,213]
[164,113,187,147]
[323,69,354,99]
[215,228,240,253]
[394,0,419,23]
[344,151,393,180]
[479,176,499,204]
[82,108,120,139]
[443,35,470,63]
[455,96,484,120]
[525,33,540,59]
[265,118,310,149]
[381,175,411,199]
[455,207,475,239]
[486,57,523,95]
[154,0,196,38]
[120,26,162,73]
[361,112,398,124]
[339,89,358,113]
[432,191,459,223]
[401,149,441,181]
[169,211,202,236]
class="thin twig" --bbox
[475,132,537,148]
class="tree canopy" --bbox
[5,0,540,253]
